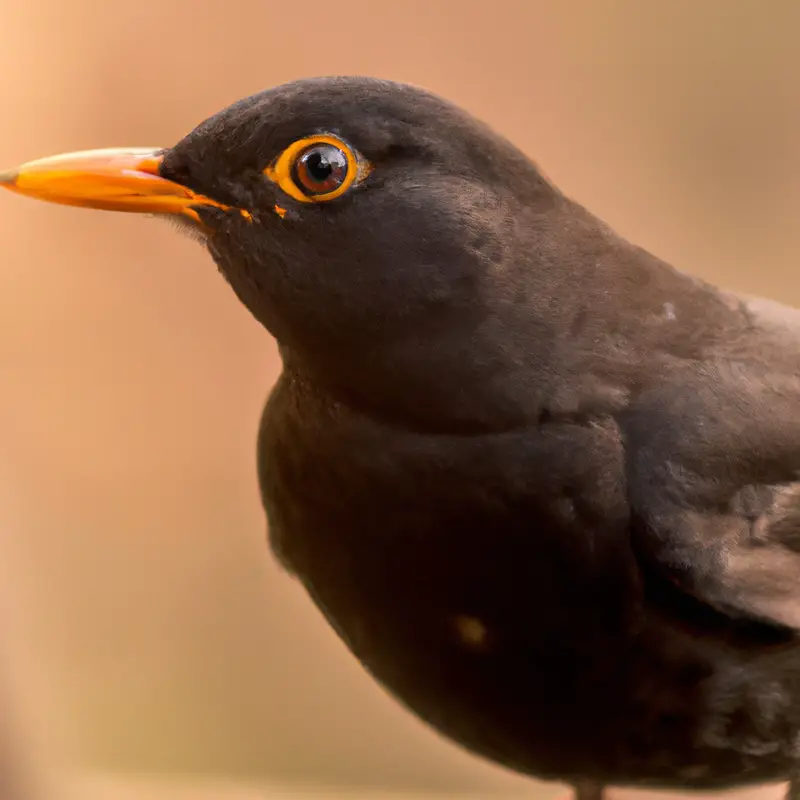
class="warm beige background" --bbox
[0,1,799,797]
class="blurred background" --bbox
[0,1,799,797]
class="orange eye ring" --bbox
[264,134,369,204]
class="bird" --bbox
[4,75,800,800]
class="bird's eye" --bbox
[294,144,348,196]
[264,134,369,204]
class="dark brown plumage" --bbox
[6,76,800,800]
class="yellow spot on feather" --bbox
[454,615,489,649]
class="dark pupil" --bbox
[305,150,335,181]
[297,145,347,193]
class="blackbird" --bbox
[5,76,800,800]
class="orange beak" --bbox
[0,147,236,223]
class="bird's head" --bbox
[2,77,581,429]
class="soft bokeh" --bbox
[0,1,798,797]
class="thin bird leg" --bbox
[572,781,605,800]
[787,773,800,800]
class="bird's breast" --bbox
[255,372,646,774]
[254,371,800,787]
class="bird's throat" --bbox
[278,340,539,436]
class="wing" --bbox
[622,359,800,629]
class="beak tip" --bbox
[0,168,18,187]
